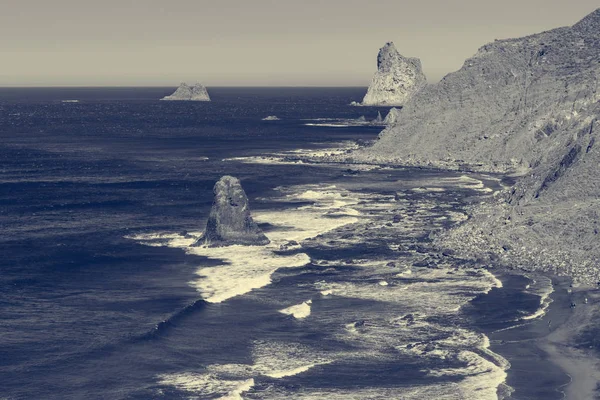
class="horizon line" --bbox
[0,85,371,89]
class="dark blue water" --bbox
[0,88,552,399]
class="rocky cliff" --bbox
[359,9,600,283]
[360,42,427,106]
[359,10,599,173]
[196,176,269,247]
[161,82,211,101]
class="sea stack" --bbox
[383,108,401,125]
[196,176,269,247]
[161,82,211,101]
[361,42,426,106]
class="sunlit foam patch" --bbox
[411,187,447,193]
[333,318,510,400]
[124,232,200,248]
[304,123,351,127]
[237,383,504,400]
[314,267,501,315]
[444,175,493,193]
[269,184,401,222]
[279,300,312,319]
[188,245,311,303]
[252,210,358,243]
[222,141,360,165]
[157,371,254,400]
[126,231,310,303]
[251,341,332,378]
[424,350,509,400]
[519,274,554,321]
[158,341,331,398]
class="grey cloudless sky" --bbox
[0,0,598,86]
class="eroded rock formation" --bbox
[196,176,269,247]
[361,42,427,106]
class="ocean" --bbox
[0,87,561,399]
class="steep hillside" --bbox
[356,9,600,282]
[359,9,599,174]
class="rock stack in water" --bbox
[361,42,427,106]
[161,82,211,101]
[195,176,269,247]
[383,107,401,125]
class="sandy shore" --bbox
[487,274,600,399]
[539,284,600,400]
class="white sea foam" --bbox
[159,341,331,398]
[279,300,312,319]
[157,372,255,400]
[309,260,509,399]
[426,350,508,400]
[128,184,361,303]
[411,187,447,193]
[251,348,508,400]
[304,123,350,127]
[408,175,494,194]
[223,141,360,165]
[520,274,554,320]
[189,247,311,303]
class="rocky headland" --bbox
[195,176,270,247]
[343,9,600,285]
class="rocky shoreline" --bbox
[277,147,600,398]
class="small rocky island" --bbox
[161,82,211,101]
[195,176,270,247]
[360,42,427,106]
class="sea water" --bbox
[0,87,556,399]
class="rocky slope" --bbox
[196,176,269,247]
[358,9,600,283]
[359,10,599,173]
[360,42,427,106]
[161,82,211,101]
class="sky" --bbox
[0,0,598,86]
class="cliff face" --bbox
[361,42,427,106]
[161,83,211,101]
[360,9,600,282]
[361,10,599,173]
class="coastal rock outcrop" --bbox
[161,82,211,101]
[383,108,401,125]
[360,42,427,106]
[195,176,269,247]
[372,111,383,124]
